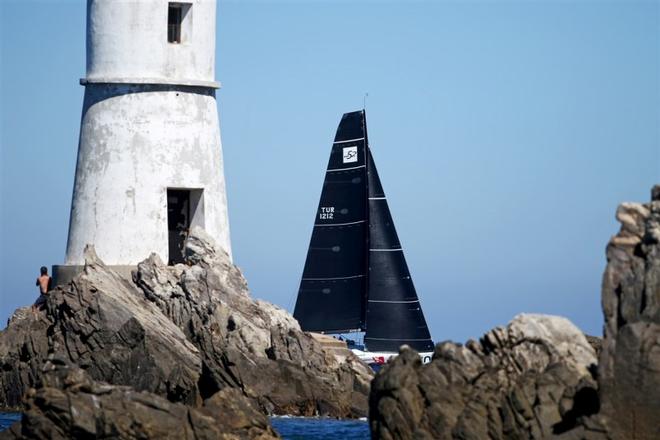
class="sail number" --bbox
[319,207,335,220]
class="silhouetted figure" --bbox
[33,266,52,311]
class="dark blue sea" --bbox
[270,416,369,439]
[0,413,20,431]
[1,413,369,439]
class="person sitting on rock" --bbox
[33,266,52,311]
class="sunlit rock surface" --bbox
[369,314,603,439]
[0,226,372,437]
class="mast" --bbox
[362,109,370,332]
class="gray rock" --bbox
[369,314,605,439]
[0,245,202,409]
[599,185,660,439]
[369,185,660,440]
[0,363,278,440]
[585,335,602,357]
[134,227,373,416]
[0,226,372,419]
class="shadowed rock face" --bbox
[0,249,202,409]
[369,314,605,440]
[0,364,278,440]
[600,185,660,439]
[0,226,372,422]
[369,186,660,440]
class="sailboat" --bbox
[293,110,434,368]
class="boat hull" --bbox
[351,348,433,370]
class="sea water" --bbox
[0,413,20,431]
[1,413,369,439]
[270,416,370,440]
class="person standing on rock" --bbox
[33,266,52,311]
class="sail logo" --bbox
[342,146,358,163]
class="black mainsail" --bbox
[293,110,433,352]
[294,111,368,333]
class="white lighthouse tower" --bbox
[55,0,231,282]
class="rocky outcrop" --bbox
[0,226,372,420]
[0,363,278,440]
[133,227,372,416]
[600,186,660,439]
[369,314,605,439]
[370,186,660,440]
[0,249,202,409]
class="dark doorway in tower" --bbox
[167,188,204,265]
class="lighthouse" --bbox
[54,0,231,283]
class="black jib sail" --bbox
[294,111,369,333]
[294,110,434,352]
[364,148,434,352]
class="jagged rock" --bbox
[585,335,602,357]
[0,364,278,440]
[600,185,660,439]
[134,227,373,416]
[369,186,660,440]
[369,314,605,439]
[0,246,202,409]
[0,309,50,411]
[0,226,372,419]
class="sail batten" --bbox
[314,220,367,227]
[302,274,365,281]
[333,137,365,144]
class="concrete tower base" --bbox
[65,83,231,267]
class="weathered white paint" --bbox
[64,0,231,265]
[86,0,218,87]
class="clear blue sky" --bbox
[1,0,658,343]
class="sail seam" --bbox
[302,274,365,281]
[315,220,366,227]
[368,300,419,303]
[368,197,386,200]
[326,165,366,172]
[369,248,402,252]
[333,137,365,144]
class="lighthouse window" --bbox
[168,3,192,44]
[168,4,182,43]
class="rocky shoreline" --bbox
[1,187,658,439]
[369,314,606,439]
[369,186,660,440]
[2,364,279,440]
[0,228,372,439]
